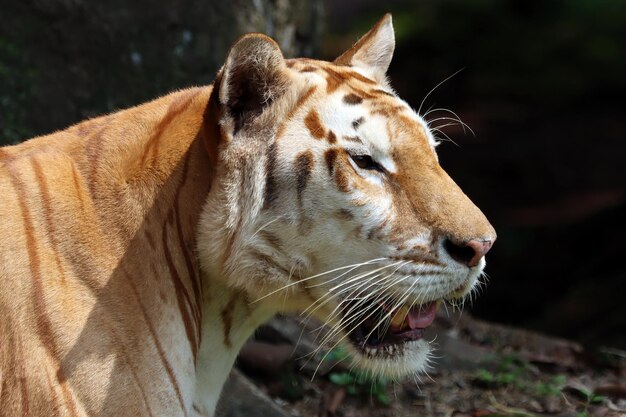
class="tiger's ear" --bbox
[334,14,395,82]
[217,33,288,132]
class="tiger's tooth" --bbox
[390,305,409,330]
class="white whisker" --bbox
[417,68,465,116]
[251,258,386,303]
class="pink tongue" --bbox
[407,302,438,329]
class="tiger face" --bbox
[199,15,495,378]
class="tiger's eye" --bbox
[350,154,385,173]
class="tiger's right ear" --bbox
[216,34,289,133]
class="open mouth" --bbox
[343,299,440,356]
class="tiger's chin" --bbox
[344,338,433,379]
[336,299,440,379]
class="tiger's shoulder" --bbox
[0,86,213,280]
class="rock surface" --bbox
[216,368,291,417]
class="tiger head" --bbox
[198,14,496,378]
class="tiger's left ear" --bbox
[334,13,395,83]
[217,33,289,133]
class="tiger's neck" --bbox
[118,89,275,415]
[193,282,275,415]
[80,87,274,415]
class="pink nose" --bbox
[444,238,494,267]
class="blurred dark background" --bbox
[1,0,624,349]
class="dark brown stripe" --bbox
[327,130,337,144]
[299,66,318,73]
[162,218,199,360]
[172,152,202,336]
[106,322,155,417]
[295,151,314,206]
[335,167,351,193]
[7,164,79,417]
[124,269,188,416]
[193,403,210,417]
[343,94,363,105]
[32,158,67,284]
[221,294,238,348]
[304,109,325,139]
[324,148,338,176]
[222,214,243,273]
[333,151,351,193]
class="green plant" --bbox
[325,347,390,406]
[476,354,530,389]
[535,374,567,397]
[477,354,571,403]
[575,387,605,417]
[580,388,605,405]
[328,370,391,406]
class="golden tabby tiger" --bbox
[0,14,495,417]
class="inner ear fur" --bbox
[334,13,395,82]
[217,34,289,132]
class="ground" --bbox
[217,312,626,417]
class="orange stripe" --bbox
[32,158,67,284]
[7,163,79,417]
[275,85,317,140]
[85,117,112,197]
[123,269,188,417]
[70,163,87,214]
[141,88,202,168]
